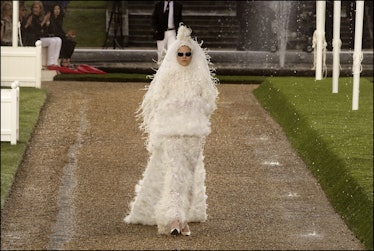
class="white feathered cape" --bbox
[124,25,218,234]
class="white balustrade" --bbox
[1,81,20,145]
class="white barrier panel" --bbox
[1,81,20,145]
[1,41,42,88]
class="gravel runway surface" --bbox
[1,81,364,250]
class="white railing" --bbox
[1,40,42,88]
[1,81,20,145]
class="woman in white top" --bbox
[1,2,13,46]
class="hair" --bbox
[30,1,44,15]
[51,3,64,17]
[2,2,12,13]
[19,4,27,12]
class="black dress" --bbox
[21,14,44,46]
[47,14,76,59]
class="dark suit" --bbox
[151,1,183,40]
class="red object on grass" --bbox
[47,65,82,74]
[47,64,106,74]
[47,65,60,71]
[77,64,107,74]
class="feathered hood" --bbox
[138,24,219,140]
[153,24,216,78]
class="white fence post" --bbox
[12,0,19,48]
[352,0,364,111]
[314,0,326,80]
[1,81,20,145]
[35,40,42,88]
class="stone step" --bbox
[42,69,58,81]
[124,1,366,50]
[125,0,238,49]
[70,48,373,76]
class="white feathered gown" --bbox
[124,26,218,234]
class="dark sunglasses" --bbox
[177,52,192,57]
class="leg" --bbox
[52,37,62,65]
[61,39,77,65]
[156,35,167,65]
[61,58,69,67]
[40,37,52,65]
[165,29,176,50]
[156,30,175,65]
[40,37,62,66]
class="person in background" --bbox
[19,4,27,24]
[1,2,13,46]
[124,25,218,237]
[17,3,28,46]
[151,0,183,65]
[1,2,29,46]
[46,3,76,67]
[21,1,62,67]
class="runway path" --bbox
[1,82,364,250]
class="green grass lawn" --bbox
[62,1,107,47]
[253,77,373,250]
[1,87,47,208]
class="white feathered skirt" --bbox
[124,135,208,234]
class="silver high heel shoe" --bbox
[181,223,191,236]
[170,220,181,236]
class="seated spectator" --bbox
[18,4,27,45]
[1,2,13,46]
[1,2,29,46]
[21,1,62,67]
[19,4,27,23]
[46,3,76,67]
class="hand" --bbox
[42,12,51,26]
[45,12,51,20]
[25,15,32,28]
[66,30,76,39]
